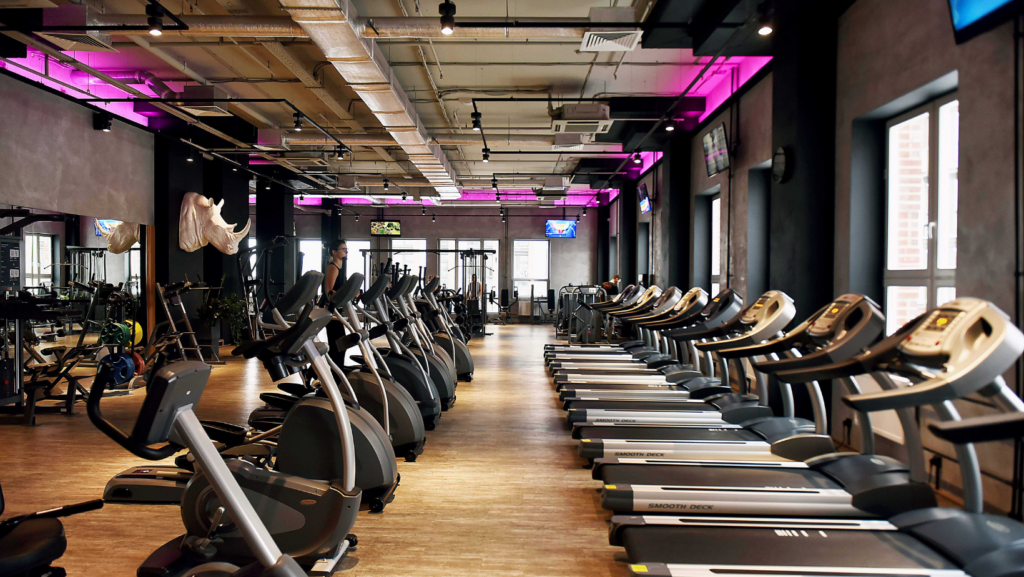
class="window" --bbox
[884,96,958,334]
[391,239,427,279]
[513,239,549,300]
[24,233,52,289]
[298,240,323,278]
[439,239,457,290]
[345,240,372,291]
[710,195,721,296]
[439,239,499,294]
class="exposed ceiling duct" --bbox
[278,0,459,198]
[69,69,175,98]
[259,129,586,148]
[358,17,589,39]
[92,14,308,37]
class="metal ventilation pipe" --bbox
[70,70,175,98]
[93,15,308,37]
[358,17,588,38]
[278,131,557,147]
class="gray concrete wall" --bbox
[690,73,774,299]
[0,73,155,225]
[834,0,1015,511]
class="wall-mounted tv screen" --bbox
[545,220,577,239]
[638,182,652,214]
[948,0,1024,43]
[702,123,730,178]
[370,220,402,236]
[94,219,121,236]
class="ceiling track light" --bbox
[145,3,163,36]
[383,176,390,191]
[633,153,643,165]
[93,111,112,132]
[471,111,482,131]
[402,192,408,201]
[432,214,436,223]
[439,0,456,36]
[482,147,490,163]
[757,2,774,36]
[422,207,426,216]
[293,112,303,131]
[265,181,271,190]
[232,167,238,172]
[665,119,675,132]
[355,214,359,222]
[583,207,587,217]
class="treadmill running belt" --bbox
[621,526,957,569]
[567,401,713,412]
[601,465,836,488]
[577,427,760,442]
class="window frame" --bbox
[883,92,958,332]
[512,238,550,302]
[439,238,500,293]
[24,233,54,290]
[710,193,722,296]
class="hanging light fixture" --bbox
[471,111,482,131]
[482,147,490,163]
[665,119,676,132]
[402,191,408,201]
[293,113,303,131]
[757,2,774,35]
[146,3,163,36]
[633,153,642,165]
[422,207,426,216]
[432,214,436,223]
[355,214,359,222]
[439,0,456,35]
[582,206,587,217]
[383,176,390,191]
[265,181,271,190]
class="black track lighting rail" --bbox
[80,97,350,153]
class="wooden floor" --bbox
[0,324,628,576]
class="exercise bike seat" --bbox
[0,519,66,575]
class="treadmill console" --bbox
[899,299,1023,376]
[673,287,707,313]
[807,294,860,337]
[738,291,796,337]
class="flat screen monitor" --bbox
[545,220,577,239]
[638,182,651,214]
[702,123,730,178]
[370,220,402,237]
[948,0,1024,43]
[94,219,121,236]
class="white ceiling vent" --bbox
[580,30,642,52]
[552,134,586,151]
[177,86,233,117]
[37,5,115,52]
[551,103,613,134]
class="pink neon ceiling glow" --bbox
[680,56,772,123]
[0,48,153,126]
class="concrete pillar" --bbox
[618,181,638,285]
[661,135,692,290]
[255,180,295,301]
[769,2,838,316]
[597,204,610,282]
[202,158,250,297]
[153,137,205,320]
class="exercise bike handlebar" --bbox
[87,359,181,461]
[71,281,94,293]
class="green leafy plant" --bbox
[196,276,249,344]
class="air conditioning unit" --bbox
[581,7,642,52]
[533,176,569,201]
[37,5,116,52]
[177,86,232,117]
[551,103,613,134]
[552,134,587,151]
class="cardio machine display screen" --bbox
[822,301,850,319]
[925,311,962,332]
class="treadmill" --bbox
[549,288,708,375]
[553,290,745,398]
[562,291,795,428]
[611,297,1024,577]
[576,293,883,464]
[545,286,665,360]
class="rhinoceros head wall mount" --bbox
[178,192,251,255]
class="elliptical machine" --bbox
[419,277,474,381]
[88,355,339,576]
